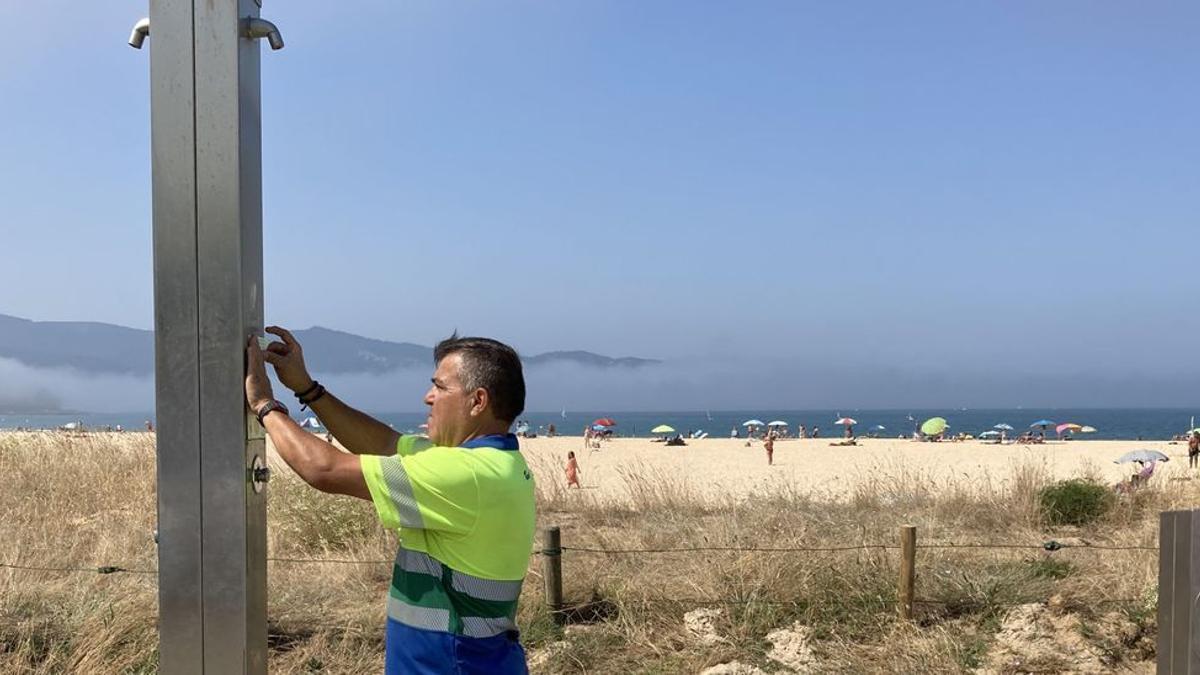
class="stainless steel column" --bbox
[141,0,278,671]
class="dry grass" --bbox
[0,432,1179,673]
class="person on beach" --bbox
[565,451,581,488]
[764,433,775,465]
[811,426,819,439]
[245,327,534,674]
[1189,431,1200,469]
[798,424,806,439]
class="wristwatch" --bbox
[254,399,289,425]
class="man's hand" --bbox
[263,325,315,393]
[245,335,276,411]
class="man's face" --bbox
[424,353,478,446]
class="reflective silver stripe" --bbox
[461,615,518,638]
[387,596,450,632]
[450,571,524,602]
[380,457,423,528]
[394,547,444,577]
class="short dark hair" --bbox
[434,335,525,423]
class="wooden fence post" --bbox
[1158,509,1200,674]
[542,526,564,624]
[899,525,916,621]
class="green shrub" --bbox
[1039,479,1112,526]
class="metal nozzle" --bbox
[245,18,284,50]
[128,17,150,49]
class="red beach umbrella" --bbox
[592,417,617,427]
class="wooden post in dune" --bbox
[898,525,916,621]
[1157,510,1200,673]
[543,526,564,624]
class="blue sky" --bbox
[1,2,1198,394]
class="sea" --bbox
[4,408,1198,441]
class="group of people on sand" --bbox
[733,425,821,440]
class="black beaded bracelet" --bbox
[295,380,321,400]
[299,384,327,411]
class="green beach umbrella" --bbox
[651,424,675,434]
[920,417,948,436]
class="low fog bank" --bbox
[0,358,154,413]
[1,356,1196,413]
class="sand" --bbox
[516,436,1186,501]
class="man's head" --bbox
[424,335,525,446]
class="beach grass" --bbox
[0,431,1174,673]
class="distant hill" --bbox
[0,313,660,375]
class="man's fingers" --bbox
[266,342,291,356]
[266,326,298,347]
[263,351,284,366]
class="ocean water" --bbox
[5,408,1198,441]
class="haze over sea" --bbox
[7,408,1197,441]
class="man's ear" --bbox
[470,388,489,417]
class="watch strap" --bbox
[255,400,288,425]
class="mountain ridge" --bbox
[0,313,660,375]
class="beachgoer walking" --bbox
[798,424,806,439]
[1189,431,1200,469]
[245,328,534,673]
[764,434,774,465]
[583,425,592,450]
[566,451,581,488]
[730,427,738,439]
[812,426,819,439]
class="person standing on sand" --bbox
[565,451,581,488]
[798,424,806,439]
[1189,432,1200,469]
[244,327,534,675]
[764,434,775,465]
[812,426,819,439]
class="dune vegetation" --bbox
[0,431,1173,673]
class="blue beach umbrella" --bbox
[1030,419,1055,431]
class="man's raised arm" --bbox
[306,390,400,456]
[262,326,400,456]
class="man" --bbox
[243,326,535,674]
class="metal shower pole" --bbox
[130,2,283,672]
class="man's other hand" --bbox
[263,325,315,393]
[245,335,275,411]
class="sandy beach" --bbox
[516,436,1186,501]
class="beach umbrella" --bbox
[743,419,764,427]
[1030,419,1055,431]
[767,420,788,427]
[1080,426,1097,433]
[920,417,948,436]
[979,430,1001,438]
[591,424,608,431]
[1115,450,1169,464]
[1056,423,1082,435]
[651,424,675,434]
[592,417,616,427]
[993,423,1014,431]
[835,417,858,426]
